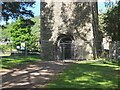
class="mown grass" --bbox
[0,54,41,69]
[47,60,120,89]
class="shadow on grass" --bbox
[1,61,70,88]
[47,63,119,89]
[1,54,42,69]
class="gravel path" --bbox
[1,61,73,88]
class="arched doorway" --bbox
[59,37,73,60]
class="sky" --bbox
[98,1,106,13]
[29,0,40,16]
[98,0,118,13]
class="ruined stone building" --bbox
[40,0,101,60]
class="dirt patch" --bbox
[1,60,73,88]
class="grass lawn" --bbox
[47,60,120,89]
[0,54,41,69]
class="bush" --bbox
[0,44,11,53]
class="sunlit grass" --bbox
[0,54,41,69]
[47,60,120,89]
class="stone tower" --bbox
[40,0,101,60]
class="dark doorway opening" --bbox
[60,37,72,60]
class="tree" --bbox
[103,1,120,60]
[31,16,41,51]
[10,17,35,51]
[0,23,13,41]
[103,1,120,41]
[1,1,35,21]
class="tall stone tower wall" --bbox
[41,0,99,60]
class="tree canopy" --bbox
[1,1,35,21]
[103,1,120,41]
[10,17,35,50]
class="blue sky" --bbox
[98,0,118,13]
[29,0,40,16]
[98,1,106,13]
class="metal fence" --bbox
[54,41,94,60]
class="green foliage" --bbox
[0,16,40,51]
[10,17,35,50]
[0,24,12,40]
[31,16,40,39]
[98,14,105,37]
[0,28,3,40]
[31,16,41,51]
[0,44,11,53]
[103,1,120,41]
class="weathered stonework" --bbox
[41,1,100,60]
